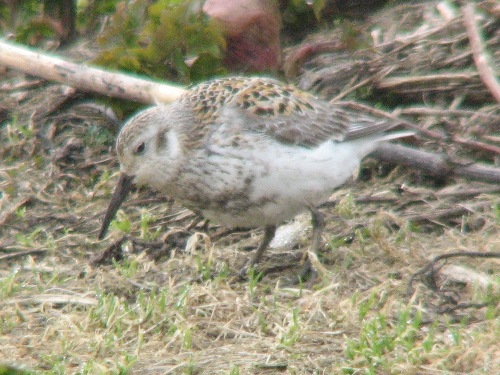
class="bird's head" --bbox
[116,105,187,188]
[98,104,188,239]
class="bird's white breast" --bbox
[195,136,380,227]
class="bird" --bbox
[98,76,412,279]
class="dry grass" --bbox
[0,83,498,374]
[1,1,499,373]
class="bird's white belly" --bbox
[194,138,374,227]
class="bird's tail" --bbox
[336,101,415,141]
[377,131,415,142]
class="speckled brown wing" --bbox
[179,77,253,124]
[221,77,349,148]
[179,76,400,149]
[176,77,257,150]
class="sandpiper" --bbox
[99,76,411,278]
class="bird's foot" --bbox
[295,257,318,284]
[237,263,264,282]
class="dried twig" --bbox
[4,294,98,307]
[452,136,500,155]
[0,249,47,261]
[90,235,127,266]
[0,197,35,226]
[378,72,480,89]
[0,40,186,104]
[398,106,499,119]
[372,143,500,184]
[342,101,500,157]
[0,79,45,91]
[462,3,500,102]
[435,185,500,198]
[407,251,500,296]
[402,201,491,222]
[437,302,490,314]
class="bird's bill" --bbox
[98,173,134,240]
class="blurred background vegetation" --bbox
[0,0,339,84]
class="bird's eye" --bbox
[134,142,145,155]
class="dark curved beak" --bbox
[98,173,134,240]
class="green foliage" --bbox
[113,258,139,278]
[77,0,121,32]
[15,206,27,219]
[0,1,57,45]
[110,211,132,235]
[83,125,115,149]
[0,0,120,45]
[279,307,301,346]
[329,234,353,250]
[247,268,264,298]
[336,194,357,219]
[344,307,431,374]
[175,284,191,310]
[0,0,39,32]
[0,270,19,299]
[15,227,43,247]
[183,326,193,349]
[310,0,326,20]
[195,253,214,282]
[95,0,226,84]
[14,19,57,45]
[0,364,33,375]
[89,292,121,328]
[139,211,160,240]
[288,0,326,20]
[282,0,332,41]
[5,116,34,143]
[282,0,319,37]
[494,201,500,224]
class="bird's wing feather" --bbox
[335,102,405,140]
[222,78,400,147]
[223,77,347,147]
[181,77,403,149]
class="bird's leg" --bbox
[238,225,276,278]
[297,208,324,282]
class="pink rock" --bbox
[203,0,281,72]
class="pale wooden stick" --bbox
[462,3,500,102]
[0,40,187,104]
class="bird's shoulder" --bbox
[181,77,350,148]
[179,77,252,124]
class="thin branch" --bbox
[402,201,491,222]
[372,143,500,184]
[435,185,500,198]
[407,251,500,296]
[342,101,500,157]
[330,66,395,102]
[0,40,186,104]
[453,136,500,155]
[462,3,500,102]
[398,106,500,119]
[378,72,480,89]
[0,249,47,261]
[0,197,35,226]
